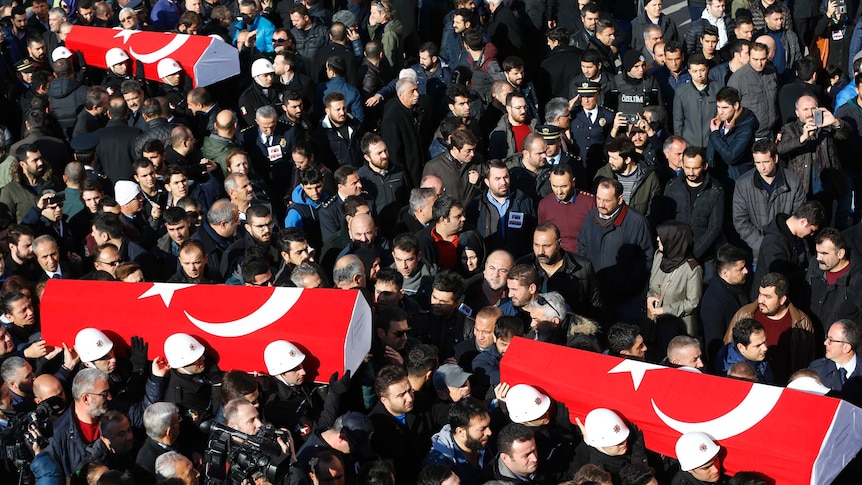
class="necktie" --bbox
[588,112,594,124]
[840,367,847,385]
[51,273,61,279]
[265,136,272,146]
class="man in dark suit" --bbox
[94,98,142,183]
[809,319,862,406]
[239,105,296,219]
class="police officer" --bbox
[102,48,133,97]
[262,340,350,449]
[162,333,222,452]
[568,81,614,188]
[237,58,284,128]
[536,124,579,172]
[155,58,191,116]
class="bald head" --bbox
[34,374,65,405]
[754,35,775,58]
[349,213,376,246]
[215,109,236,136]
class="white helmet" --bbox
[584,408,630,448]
[164,333,205,368]
[506,384,551,423]
[264,340,306,375]
[157,58,182,78]
[74,328,114,363]
[675,432,720,471]
[251,58,275,78]
[51,46,73,63]
[105,47,129,67]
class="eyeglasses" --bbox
[247,277,273,287]
[86,390,111,399]
[272,38,288,43]
[392,328,411,338]
[536,296,561,317]
[826,337,850,345]
[96,259,121,267]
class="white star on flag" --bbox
[607,359,667,391]
[138,283,194,306]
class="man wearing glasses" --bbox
[81,243,121,279]
[809,319,862,404]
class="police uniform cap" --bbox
[576,81,600,96]
[70,133,99,152]
[15,59,36,73]
[536,124,563,142]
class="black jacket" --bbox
[752,213,809,301]
[94,119,143,183]
[358,163,409,237]
[537,45,582,103]
[517,250,604,322]
[804,255,862,335]
[700,276,749,364]
[466,189,536,256]
[662,174,725,260]
[237,81,285,127]
[313,114,365,168]
[381,98,426,188]
[368,402,430,484]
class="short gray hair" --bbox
[72,368,109,401]
[32,234,58,255]
[332,255,363,286]
[409,187,436,213]
[0,356,28,385]
[643,24,661,39]
[144,402,180,439]
[667,335,700,361]
[155,451,191,479]
[544,97,569,124]
[395,78,417,94]
[207,199,237,226]
[529,291,566,320]
[255,104,278,120]
[223,172,248,194]
[290,263,320,287]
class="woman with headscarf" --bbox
[646,221,703,353]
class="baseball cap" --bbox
[337,412,374,455]
[432,364,472,390]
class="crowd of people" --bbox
[0,0,860,483]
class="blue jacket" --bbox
[706,107,759,182]
[715,342,774,384]
[150,0,182,30]
[30,453,63,485]
[423,424,492,485]
[319,77,364,123]
[284,184,326,229]
[232,14,276,53]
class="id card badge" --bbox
[507,212,524,229]
[267,145,283,161]
[833,27,846,41]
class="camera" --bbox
[0,396,65,485]
[814,109,824,127]
[624,113,640,125]
[837,0,848,14]
[46,193,65,206]
[201,420,291,485]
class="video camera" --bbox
[201,420,291,485]
[0,396,65,485]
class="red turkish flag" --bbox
[64,26,240,87]
[500,337,862,484]
[40,281,372,382]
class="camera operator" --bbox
[222,398,298,483]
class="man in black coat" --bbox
[310,22,358,85]
[752,201,825,302]
[239,105,296,216]
[537,27,582,104]
[238,59,285,128]
[485,0,524,60]
[368,365,430,485]
[700,244,750,365]
[804,228,862,335]
[94,98,142,183]
[133,402,181,485]
[381,78,426,188]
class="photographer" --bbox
[217,398,298,484]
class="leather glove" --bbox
[328,370,351,395]
[130,336,148,373]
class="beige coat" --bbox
[648,251,703,336]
